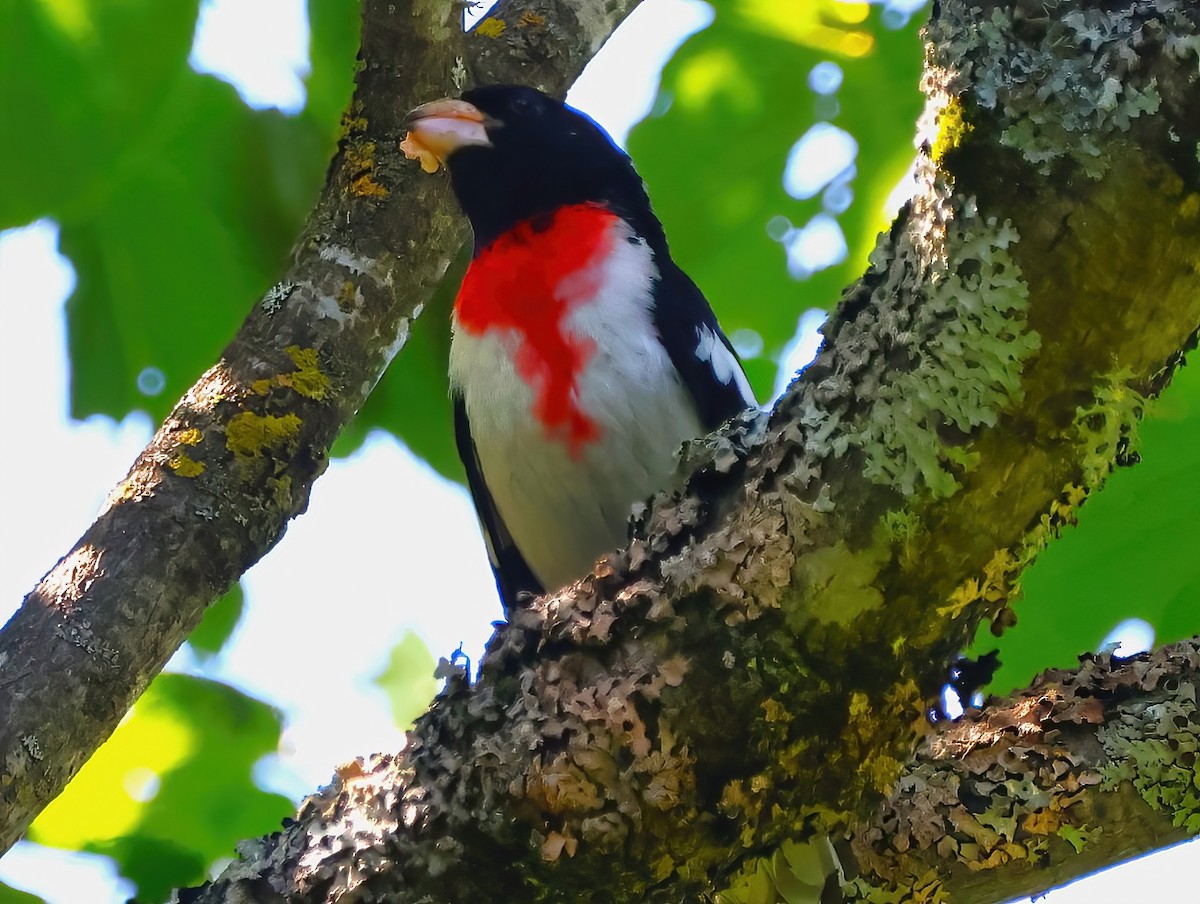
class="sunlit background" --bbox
[0,0,1191,900]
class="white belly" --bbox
[449,225,701,592]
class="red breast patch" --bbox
[455,203,619,457]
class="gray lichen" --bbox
[799,190,1039,500]
[870,202,1035,497]
[1098,688,1200,831]
[928,1,1193,177]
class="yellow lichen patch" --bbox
[249,347,331,401]
[475,16,506,37]
[885,678,924,720]
[345,140,389,199]
[718,779,755,818]
[932,95,973,165]
[849,691,871,721]
[938,574,981,618]
[762,698,790,723]
[167,453,206,478]
[1180,191,1200,220]
[1021,807,1064,835]
[790,540,887,629]
[837,686,914,796]
[338,101,368,141]
[351,173,389,198]
[225,412,302,459]
[107,479,139,506]
[860,749,904,795]
[518,10,545,28]
[1042,482,1087,530]
[176,428,202,446]
[336,280,358,313]
[933,547,1019,640]
[1076,368,1145,485]
[280,346,330,400]
[965,841,1027,871]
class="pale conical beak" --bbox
[400,98,492,173]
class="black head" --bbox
[403,85,665,251]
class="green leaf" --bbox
[0,1,355,425]
[60,73,337,423]
[373,630,440,728]
[187,583,245,659]
[0,882,45,904]
[307,0,364,130]
[972,360,1200,693]
[629,0,926,398]
[0,0,202,229]
[29,674,292,903]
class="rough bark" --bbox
[178,642,1200,904]
[157,0,1200,901]
[0,0,642,853]
[840,641,1200,903]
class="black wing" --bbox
[651,259,756,430]
[454,394,544,612]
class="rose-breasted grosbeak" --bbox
[403,85,755,612]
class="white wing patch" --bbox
[695,324,756,406]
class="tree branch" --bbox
[844,641,1200,903]
[0,0,642,852]
[178,642,1200,904]
[167,1,1200,900]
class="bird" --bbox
[401,84,756,612]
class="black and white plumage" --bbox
[403,85,755,611]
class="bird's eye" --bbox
[512,96,541,116]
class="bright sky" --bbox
[0,0,1191,900]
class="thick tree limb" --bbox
[166,1,1200,901]
[840,640,1200,903]
[0,0,642,852]
[179,643,1200,904]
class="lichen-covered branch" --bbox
[840,641,1200,904]
[0,0,642,852]
[172,2,1200,901]
[179,643,1200,904]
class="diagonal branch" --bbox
[179,642,1200,904]
[173,1,1200,901]
[0,0,643,852]
[844,640,1200,903]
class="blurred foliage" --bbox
[0,882,44,904]
[28,674,292,903]
[373,629,441,727]
[186,582,246,660]
[631,0,926,396]
[0,0,359,423]
[971,360,1200,694]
